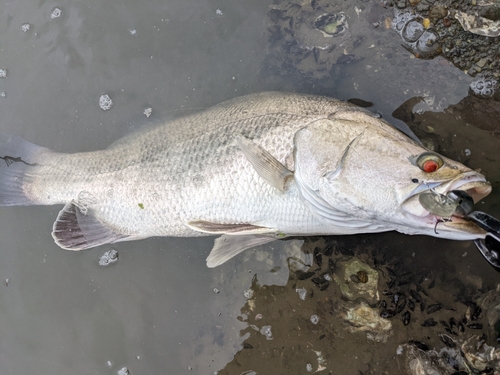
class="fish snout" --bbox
[434,171,491,204]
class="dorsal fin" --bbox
[52,201,128,250]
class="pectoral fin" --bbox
[52,201,128,250]
[206,234,279,268]
[237,136,293,192]
[187,220,275,235]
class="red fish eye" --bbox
[423,160,439,173]
[416,152,444,172]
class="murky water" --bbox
[0,0,499,374]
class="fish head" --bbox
[293,109,491,239]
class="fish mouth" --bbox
[402,172,492,236]
[432,171,491,204]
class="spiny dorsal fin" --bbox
[52,201,128,250]
[237,136,293,192]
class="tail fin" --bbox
[0,135,50,206]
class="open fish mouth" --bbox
[403,172,492,235]
[428,180,491,234]
[433,172,492,204]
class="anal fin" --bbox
[206,234,278,268]
[52,201,128,250]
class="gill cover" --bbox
[293,119,378,230]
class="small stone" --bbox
[0,92,5,98]
[244,289,254,299]
[117,367,131,375]
[21,23,30,32]
[296,287,307,300]
[310,314,320,324]
[51,8,62,19]
[129,29,137,35]
[479,5,500,21]
[143,107,152,118]
[429,5,447,20]
[260,325,273,340]
[306,363,313,372]
[99,249,119,266]
[215,9,223,16]
[397,1,407,9]
[213,288,220,294]
[464,149,471,156]
[0,69,6,78]
[384,17,393,29]
[99,94,113,111]
[4,278,9,287]
[416,3,430,12]
[476,58,488,68]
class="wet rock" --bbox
[416,3,430,13]
[117,367,131,375]
[476,57,488,68]
[99,249,119,266]
[398,342,467,375]
[99,94,113,111]
[332,258,380,304]
[51,7,62,19]
[343,301,392,342]
[263,0,359,81]
[455,10,500,37]
[397,1,408,9]
[260,325,273,340]
[429,5,447,20]
[461,335,500,372]
[477,289,500,333]
[479,5,500,21]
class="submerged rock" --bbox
[264,0,357,81]
[398,342,467,375]
[461,335,500,372]
[333,258,380,304]
[343,301,392,343]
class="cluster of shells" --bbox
[392,12,441,58]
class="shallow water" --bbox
[0,0,499,374]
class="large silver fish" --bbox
[0,92,492,267]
